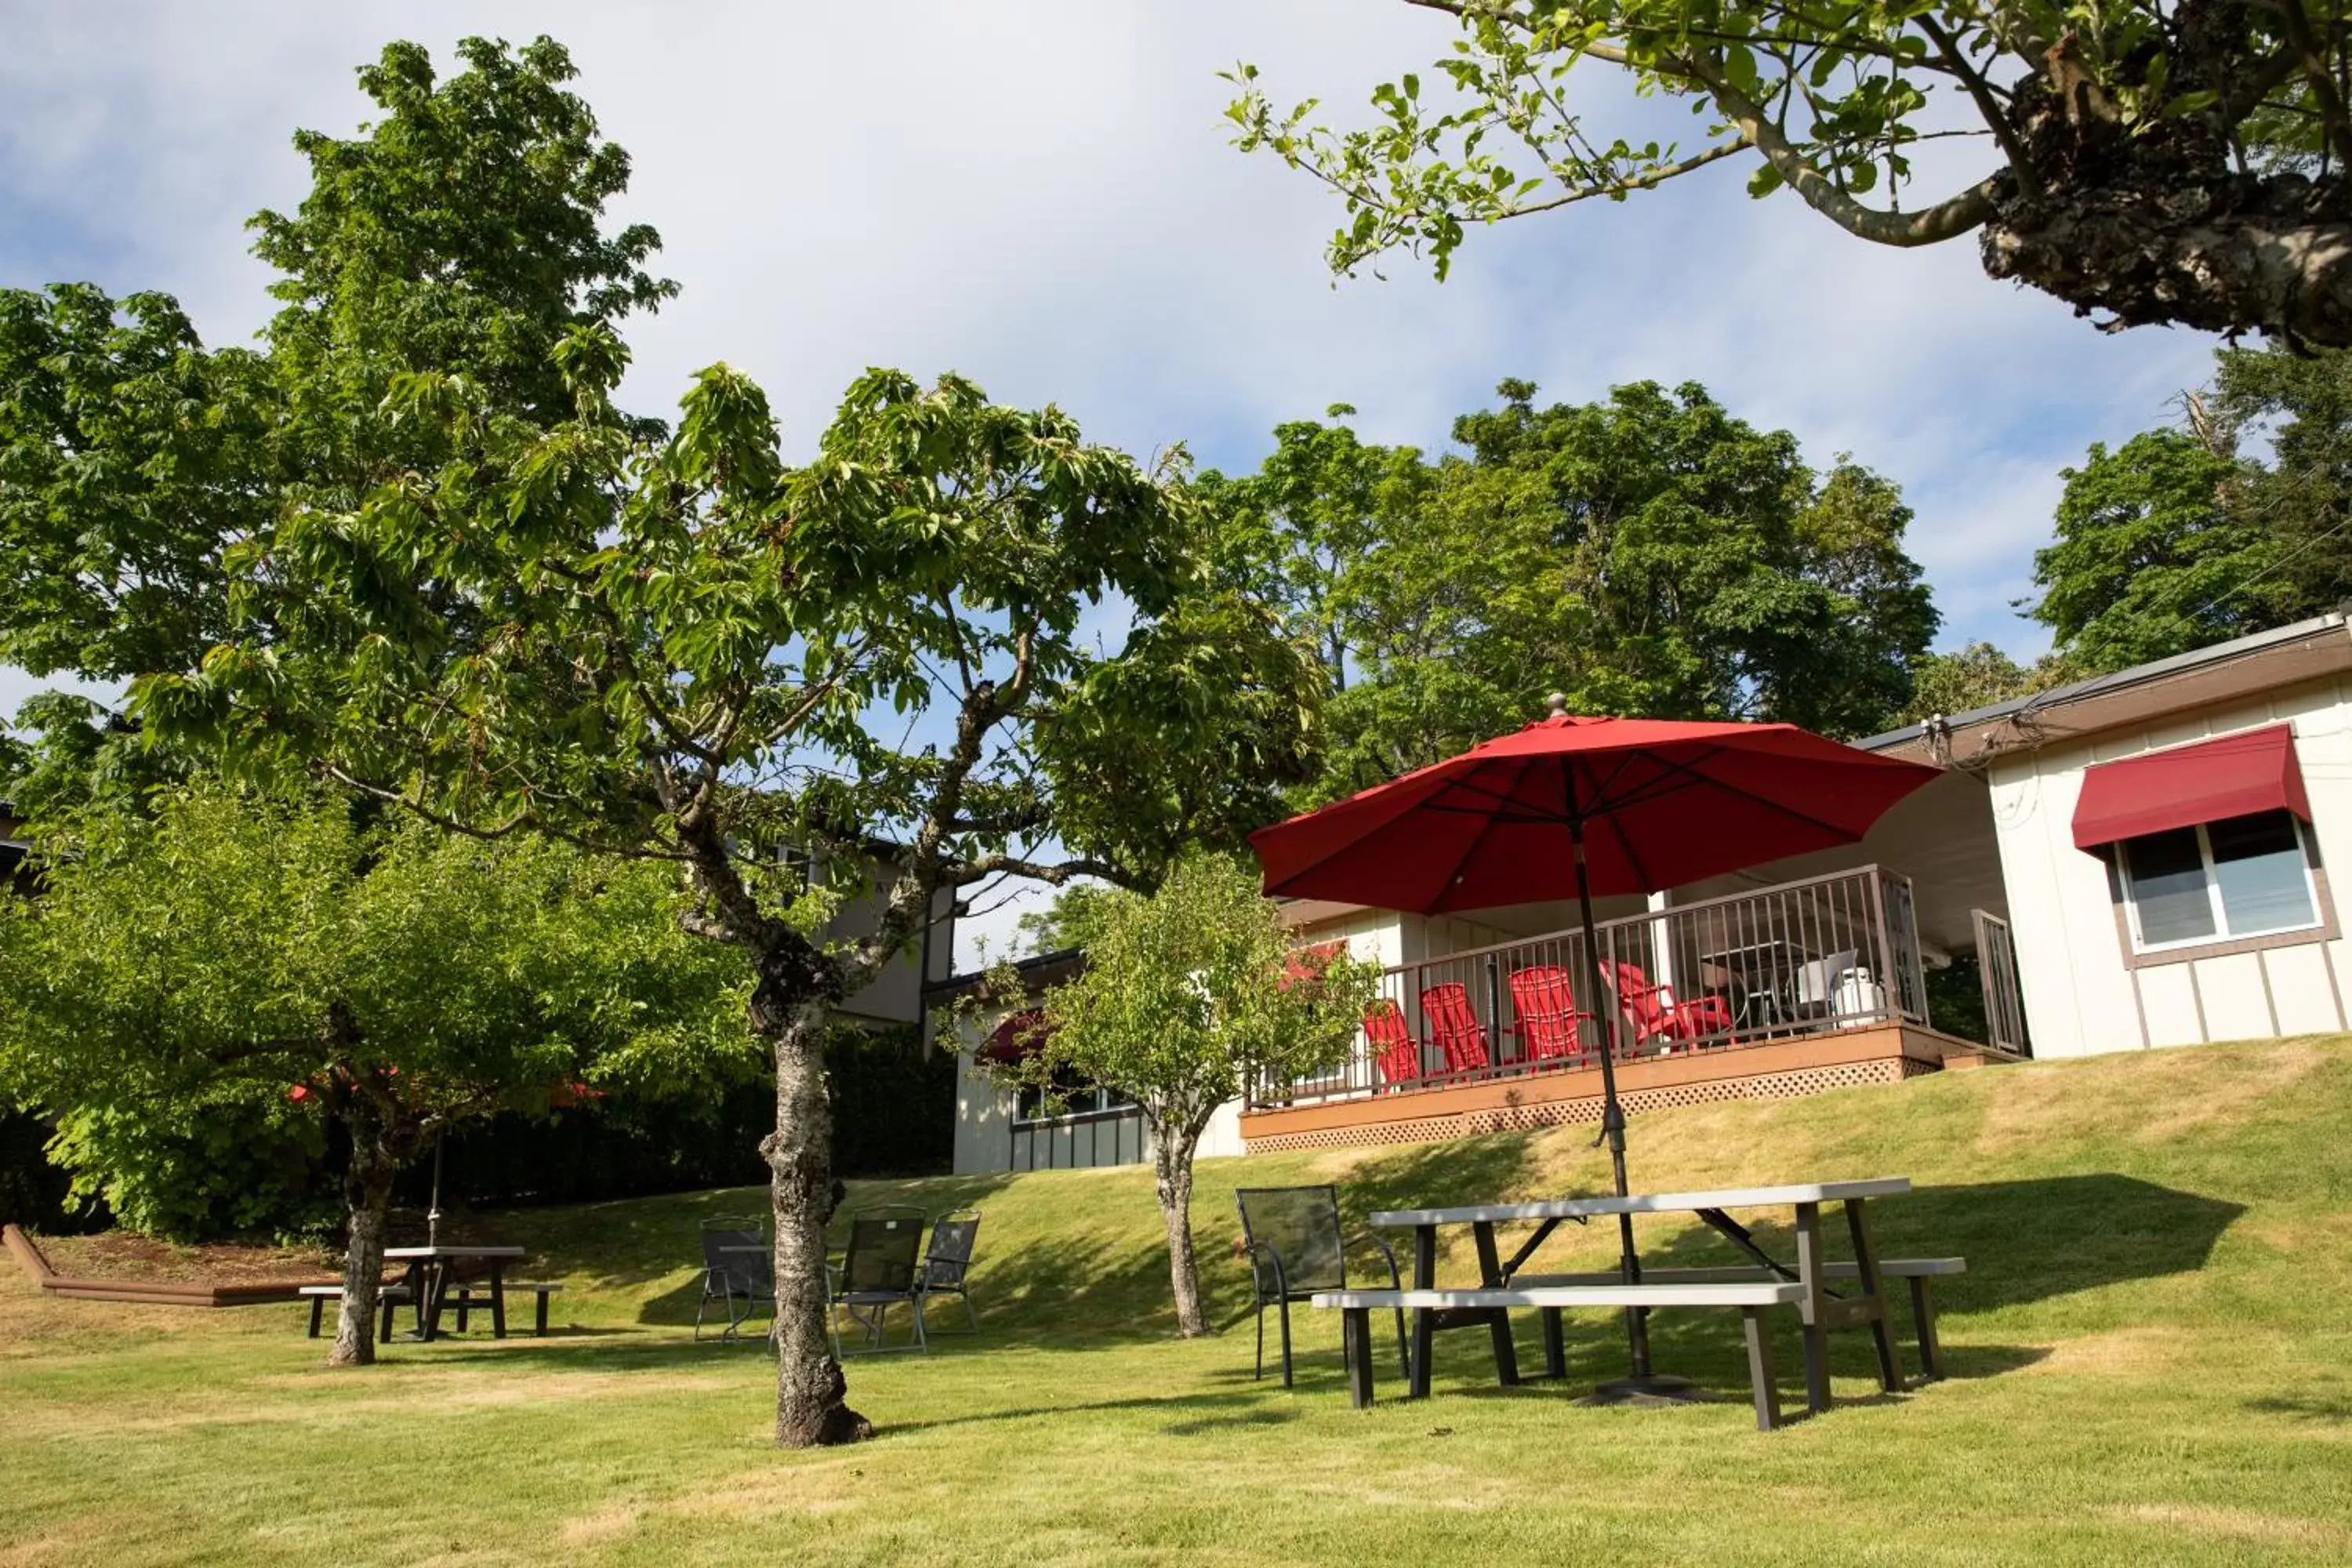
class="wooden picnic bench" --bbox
[442,1281,564,1337]
[298,1283,415,1344]
[382,1244,529,1341]
[1316,1281,1809,1429]
[1367,1179,1931,1420]
[1512,1257,1965,1381]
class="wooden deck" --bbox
[1239,1025,1987,1153]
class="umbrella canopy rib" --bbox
[1436,752,1536,909]
[1644,749,1860,842]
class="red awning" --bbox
[978,1008,1053,1065]
[2071,724,2311,851]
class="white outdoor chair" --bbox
[1794,949,1864,1018]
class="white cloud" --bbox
[0,2,2234,832]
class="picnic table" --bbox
[1370,1178,1911,1414]
[383,1244,529,1342]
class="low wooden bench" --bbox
[1514,1257,1965,1381]
[298,1283,414,1344]
[441,1282,564,1338]
[1314,1282,1808,1430]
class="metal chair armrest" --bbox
[1243,1239,1290,1304]
[1343,1229,1403,1290]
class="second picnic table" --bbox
[1370,1177,1912,1414]
[383,1244,529,1341]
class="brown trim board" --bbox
[1240,1026,1958,1143]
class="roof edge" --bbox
[1857,612,2350,756]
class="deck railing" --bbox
[1253,864,1930,1109]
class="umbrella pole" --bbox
[1570,826,1648,1374]
[1571,822,1703,1406]
[426,1131,444,1252]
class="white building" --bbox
[935,948,1247,1175]
[1860,612,2350,1055]
[938,614,2352,1169]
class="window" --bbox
[2118,810,2320,953]
[1014,1077,1134,1122]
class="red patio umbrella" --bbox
[1249,695,1940,1397]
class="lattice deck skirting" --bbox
[1243,1053,1942,1155]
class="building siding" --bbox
[1985,672,2352,1058]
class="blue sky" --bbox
[1,2,2223,958]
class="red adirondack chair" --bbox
[1608,961,1737,1049]
[1507,965,1594,1064]
[1360,1000,1423,1089]
[1420,983,1491,1075]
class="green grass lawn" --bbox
[5,1036,2352,1566]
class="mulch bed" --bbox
[29,1232,342,1285]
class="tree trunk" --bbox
[763,1000,870,1447]
[1153,1129,1207,1338]
[328,1108,397,1368]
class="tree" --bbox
[10,32,1312,1443]
[1228,0,2352,344]
[0,285,272,684]
[0,785,745,1365]
[0,36,674,697]
[0,34,694,1250]
[1212,381,1938,799]
[1891,641,2078,726]
[1012,881,1118,956]
[1196,407,1436,693]
[0,692,183,825]
[2031,429,2273,670]
[1006,855,1377,1335]
[143,353,1319,1441]
[2214,343,2352,613]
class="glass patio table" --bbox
[1696,938,1815,1029]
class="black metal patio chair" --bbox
[1235,1185,1409,1388]
[695,1216,775,1341]
[827,1205,930,1356]
[916,1210,982,1334]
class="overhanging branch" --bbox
[1683,53,2001,245]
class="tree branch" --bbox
[2273,1,2352,172]
[1916,14,2041,198]
[1680,51,2001,245]
[318,763,691,862]
[1508,136,1754,215]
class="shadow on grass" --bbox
[1279,1170,2227,1405]
[993,1132,1546,1349]
[449,1164,2230,1418]
[607,1133,1555,1353]
[1613,1174,2246,1321]
[383,1332,771,1375]
[2244,1395,2352,1423]
[879,1388,1302,1440]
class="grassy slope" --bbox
[3,1037,2350,1566]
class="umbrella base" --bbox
[1576,1373,1715,1408]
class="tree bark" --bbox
[1153,1129,1207,1338]
[328,1102,397,1368]
[763,994,871,1447]
[1983,197,2352,346]
[1973,15,2352,345]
